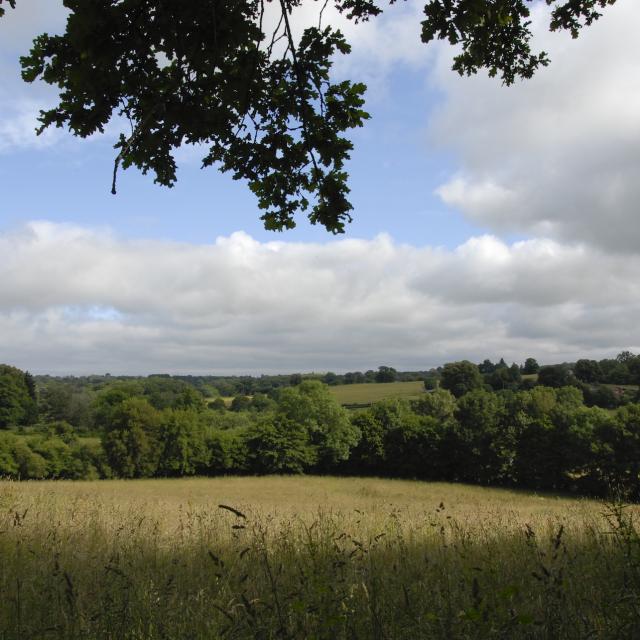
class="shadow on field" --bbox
[1,494,640,639]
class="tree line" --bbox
[1,354,640,498]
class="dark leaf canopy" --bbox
[2,0,617,232]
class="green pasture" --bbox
[329,380,426,407]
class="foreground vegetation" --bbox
[1,477,639,639]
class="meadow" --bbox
[2,476,639,639]
[329,381,426,407]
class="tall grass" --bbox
[1,477,639,639]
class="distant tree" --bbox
[143,377,205,411]
[574,359,602,383]
[522,358,540,375]
[158,409,208,476]
[205,429,248,475]
[323,371,340,385]
[46,420,77,445]
[244,415,316,474]
[523,386,558,419]
[0,364,38,428]
[453,389,511,484]
[8,438,48,479]
[289,373,303,386]
[411,388,457,425]
[276,380,359,469]
[344,371,365,385]
[364,370,377,383]
[375,366,398,383]
[594,404,640,498]
[616,351,636,365]
[102,397,162,478]
[93,382,145,430]
[209,397,227,412]
[581,383,619,410]
[486,363,521,391]
[537,364,575,388]
[24,372,37,401]
[230,395,252,412]
[628,356,640,385]
[440,361,483,398]
[478,359,496,374]
[40,381,73,422]
[384,410,442,479]
[348,410,387,476]
[423,375,439,391]
[250,393,277,412]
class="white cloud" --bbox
[0,222,637,374]
[430,1,640,252]
[0,99,60,152]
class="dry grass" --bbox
[1,476,639,639]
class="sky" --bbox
[0,1,639,375]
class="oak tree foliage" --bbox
[1,0,616,232]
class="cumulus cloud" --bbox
[430,1,640,252]
[0,1,69,152]
[0,99,61,152]
[0,222,637,374]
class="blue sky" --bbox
[0,11,479,248]
[1,1,638,374]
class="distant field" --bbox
[2,476,637,639]
[602,383,639,391]
[329,380,426,406]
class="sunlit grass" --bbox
[329,381,426,406]
[1,476,638,639]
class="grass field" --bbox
[2,476,639,639]
[329,381,426,406]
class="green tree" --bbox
[595,404,640,498]
[250,393,277,413]
[93,382,145,430]
[440,361,484,398]
[486,363,521,391]
[143,377,205,411]
[375,366,397,383]
[0,364,37,428]
[0,434,48,479]
[512,389,594,492]
[276,380,360,469]
[628,356,640,385]
[523,358,540,375]
[210,397,228,412]
[244,415,316,474]
[478,359,495,374]
[349,410,387,475]
[102,397,162,478]
[1,0,615,232]
[411,388,456,425]
[452,389,511,484]
[230,395,252,412]
[537,364,575,388]
[158,409,209,476]
[574,359,602,383]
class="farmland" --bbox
[329,380,426,407]
[2,476,640,639]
